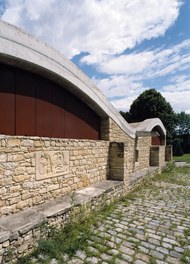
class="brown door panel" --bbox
[0,66,15,135]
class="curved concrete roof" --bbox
[130,118,166,136]
[0,20,165,139]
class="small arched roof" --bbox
[130,118,166,140]
[0,20,165,139]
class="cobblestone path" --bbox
[33,169,190,264]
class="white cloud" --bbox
[87,39,190,80]
[162,90,190,113]
[95,75,146,99]
[99,75,190,113]
[1,0,182,59]
[111,96,137,112]
[2,0,189,114]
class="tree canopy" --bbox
[174,111,190,137]
[121,89,175,143]
[174,111,190,153]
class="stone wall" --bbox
[134,137,151,172]
[165,145,173,162]
[0,180,125,263]
[108,142,125,181]
[159,146,166,167]
[0,117,165,218]
[108,118,152,176]
[150,146,166,167]
[0,135,109,217]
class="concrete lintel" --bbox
[136,131,158,137]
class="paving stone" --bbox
[161,242,173,249]
[149,233,162,240]
[85,256,99,264]
[162,237,178,245]
[106,240,116,248]
[115,259,128,264]
[141,241,155,249]
[122,241,135,249]
[120,245,135,256]
[75,250,87,260]
[127,236,139,243]
[136,253,149,262]
[170,250,182,259]
[121,253,133,262]
[50,259,58,264]
[108,248,120,255]
[166,256,181,264]
[134,260,147,264]
[174,246,184,253]
[150,250,164,260]
[25,169,190,264]
[87,246,99,255]
[107,229,117,236]
[67,258,83,264]
[136,233,145,240]
[156,246,169,255]
[138,246,149,254]
[148,238,160,246]
[100,253,112,261]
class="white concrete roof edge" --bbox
[0,21,165,139]
[133,118,166,135]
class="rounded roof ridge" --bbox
[0,20,165,139]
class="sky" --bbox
[0,0,190,114]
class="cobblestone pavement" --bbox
[34,169,190,264]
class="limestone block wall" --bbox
[109,119,135,175]
[0,136,109,217]
[108,142,125,181]
[134,137,151,172]
[159,146,166,167]
[108,118,151,175]
[165,145,173,162]
[150,146,166,167]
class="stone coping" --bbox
[0,180,124,244]
[129,166,159,185]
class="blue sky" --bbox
[0,0,190,113]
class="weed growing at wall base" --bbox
[17,202,117,264]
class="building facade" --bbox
[0,21,171,218]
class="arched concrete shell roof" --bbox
[0,20,165,139]
[130,118,166,136]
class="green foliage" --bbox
[173,153,190,163]
[120,110,130,121]
[181,249,190,263]
[173,138,184,156]
[174,111,190,153]
[153,165,190,186]
[149,256,157,264]
[123,89,175,143]
[17,202,118,264]
[174,111,190,136]
[162,161,176,173]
